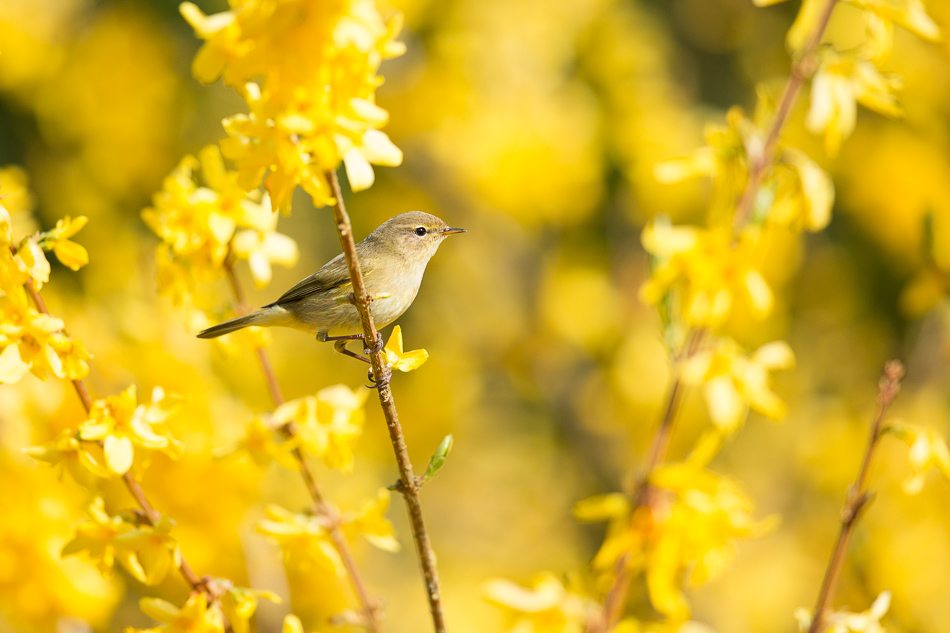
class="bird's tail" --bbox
[197,309,274,339]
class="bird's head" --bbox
[371,211,466,264]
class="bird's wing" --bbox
[265,253,370,307]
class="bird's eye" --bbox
[414,227,427,236]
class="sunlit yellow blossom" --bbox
[77,385,183,475]
[383,325,429,372]
[41,215,89,271]
[181,0,405,210]
[768,148,834,232]
[230,214,299,288]
[806,50,903,156]
[343,488,399,552]
[23,429,110,486]
[640,222,773,329]
[482,572,598,633]
[138,593,225,633]
[256,504,344,575]
[271,385,368,471]
[219,586,281,633]
[886,421,950,494]
[795,590,891,633]
[849,0,941,43]
[113,514,181,585]
[0,296,89,383]
[59,498,139,577]
[143,145,293,306]
[681,339,795,433]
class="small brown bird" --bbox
[198,211,465,360]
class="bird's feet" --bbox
[363,332,385,355]
[366,364,393,390]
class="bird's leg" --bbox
[331,338,371,365]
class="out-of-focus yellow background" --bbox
[1,0,950,632]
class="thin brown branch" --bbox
[733,0,839,229]
[807,360,904,633]
[325,169,447,633]
[23,278,220,610]
[222,259,384,632]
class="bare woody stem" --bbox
[732,0,839,230]
[807,360,904,633]
[222,260,384,633]
[23,279,215,602]
[324,169,447,633]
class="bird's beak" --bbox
[439,227,467,236]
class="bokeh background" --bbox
[2,0,950,632]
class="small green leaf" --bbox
[422,434,454,483]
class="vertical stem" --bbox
[222,260,384,633]
[325,169,447,633]
[732,0,839,229]
[807,361,904,633]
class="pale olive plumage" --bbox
[197,212,464,343]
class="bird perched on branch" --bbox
[198,211,465,362]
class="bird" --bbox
[197,211,465,362]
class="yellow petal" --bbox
[343,148,375,192]
[282,615,304,633]
[0,344,31,383]
[53,240,89,271]
[140,597,180,623]
[752,341,795,370]
[705,375,745,432]
[104,435,134,475]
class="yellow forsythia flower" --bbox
[681,339,795,433]
[270,384,368,472]
[180,0,406,210]
[137,593,226,633]
[219,587,281,633]
[886,421,950,494]
[640,223,773,329]
[343,488,400,552]
[256,504,345,576]
[143,145,297,305]
[384,325,429,372]
[482,572,598,633]
[77,386,183,476]
[795,590,891,633]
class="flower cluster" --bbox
[181,0,405,211]
[218,384,368,472]
[143,145,298,315]
[257,490,398,574]
[0,168,91,384]
[27,386,183,478]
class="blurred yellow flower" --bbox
[60,498,139,578]
[343,488,399,553]
[42,215,89,271]
[256,504,345,576]
[640,222,773,329]
[886,421,950,494]
[23,429,110,486]
[214,415,299,470]
[681,339,795,433]
[113,514,182,586]
[482,572,598,633]
[795,590,891,633]
[806,50,903,156]
[181,0,406,210]
[219,586,281,633]
[138,593,225,633]
[271,384,368,471]
[77,386,183,475]
[576,442,776,619]
[383,325,428,372]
